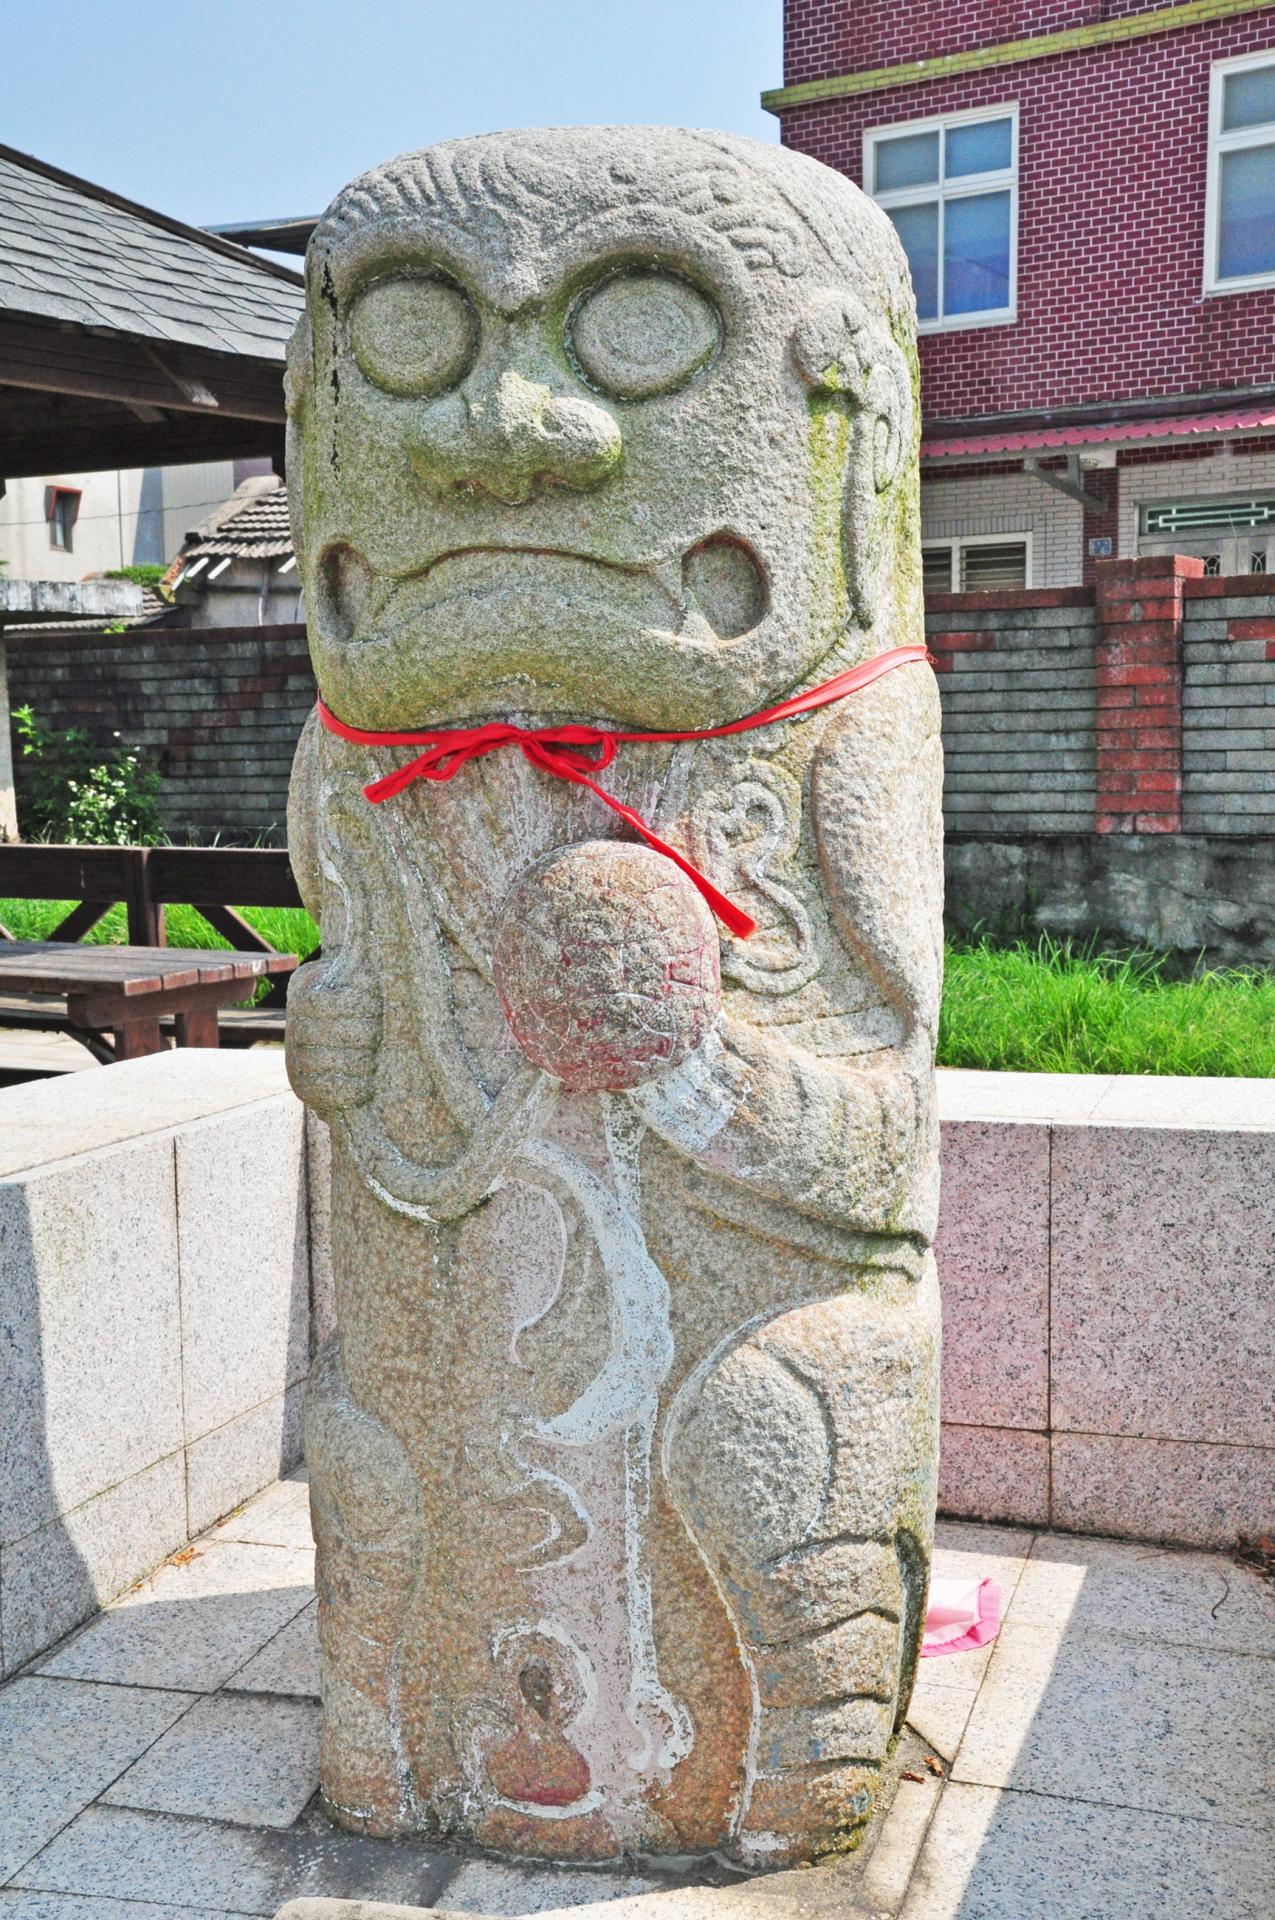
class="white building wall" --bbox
[920,468,1083,588]
[0,470,146,581]
[1118,444,1275,557]
[0,461,238,582]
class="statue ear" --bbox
[791,293,913,627]
[284,315,312,571]
[284,312,313,425]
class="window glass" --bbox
[1218,143,1275,280]
[888,202,940,320]
[943,191,1012,316]
[1222,63,1275,131]
[945,116,1013,178]
[874,129,940,192]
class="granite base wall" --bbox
[1,1051,1266,1679]
[946,831,1275,965]
[936,1070,1275,1548]
[0,1051,312,1675]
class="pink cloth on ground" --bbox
[920,1576,1002,1657]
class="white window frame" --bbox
[921,530,1034,591]
[864,103,1019,333]
[1204,49,1275,296]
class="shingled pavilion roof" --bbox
[0,143,304,479]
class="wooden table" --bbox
[0,942,297,1059]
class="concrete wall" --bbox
[0,1051,310,1675]
[945,830,1275,964]
[936,1068,1275,1548]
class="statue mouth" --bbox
[317,536,768,652]
[310,532,777,731]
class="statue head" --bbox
[288,127,919,732]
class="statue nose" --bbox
[413,368,622,504]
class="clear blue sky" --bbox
[4,0,781,229]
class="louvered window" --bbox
[922,538,1029,595]
[961,541,1028,591]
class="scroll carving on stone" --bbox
[285,125,943,1867]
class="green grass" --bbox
[4,904,1271,1077]
[939,934,1275,1078]
[0,898,320,959]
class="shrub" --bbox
[12,704,164,846]
[104,564,167,587]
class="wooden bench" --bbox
[0,845,311,1063]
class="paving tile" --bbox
[0,1677,190,1883]
[900,1780,1275,1920]
[1008,1531,1275,1655]
[938,1424,1049,1530]
[37,1541,313,1692]
[103,1692,320,1829]
[440,1863,675,1914]
[0,1454,187,1677]
[934,1121,1049,1429]
[905,1668,978,1760]
[1051,1430,1275,1549]
[0,1897,216,1919]
[227,1601,320,1698]
[12,1805,454,1915]
[1050,1124,1275,1447]
[922,1521,1035,1691]
[0,1139,182,1545]
[185,1384,305,1537]
[213,1473,315,1552]
[858,1776,940,1912]
[177,1099,309,1444]
[953,1619,1273,1829]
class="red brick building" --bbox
[768,0,1275,588]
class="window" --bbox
[45,486,81,552]
[922,535,1031,594]
[1206,53,1275,292]
[865,107,1017,330]
[1139,495,1275,576]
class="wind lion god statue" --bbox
[284,125,943,1868]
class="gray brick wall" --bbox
[926,602,1098,835]
[1182,592,1275,835]
[8,623,314,844]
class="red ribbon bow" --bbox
[316,644,929,940]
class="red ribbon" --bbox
[316,644,930,940]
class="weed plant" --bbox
[940,933,1275,1078]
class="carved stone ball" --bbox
[492,841,722,1093]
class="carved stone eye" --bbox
[349,276,478,398]
[569,272,720,400]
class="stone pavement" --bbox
[1,1472,1271,1920]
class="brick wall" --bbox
[926,587,1099,831]
[778,4,1275,421]
[930,558,1275,835]
[783,0,1170,88]
[8,624,315,845]
[1182,575,1275,829]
